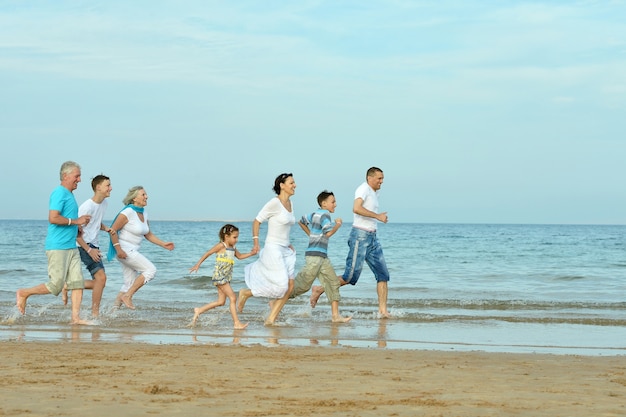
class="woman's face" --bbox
[133,189,149,207]
[281,176,296,196]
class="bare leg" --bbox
[377,281,391,318]
[16,284,50,315]
[265,280,294,326]
[70,289,92,325]
[221,284,248,329]
[121,275,145,310]
[312,275,348,308]
[310,285,325,308]
[189,308,201,327]
[61,285,68,306]
[330,300,352,323]
[114,292,124,307]
[85,269,107,317]
[190,291,227,327]
[237,288,252,313]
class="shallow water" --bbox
[2,220,625,355]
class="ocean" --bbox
[1,220,625,355]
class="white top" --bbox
[256,197,295,247]
[78,198,108,247]
[118,207,149,251]
[352,181,379,232]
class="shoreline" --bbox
[1,340,625,416]
[3,322,626,357]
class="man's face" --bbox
[367,171,384,191]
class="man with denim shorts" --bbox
[16,161,93,324]
[341,166,391,318]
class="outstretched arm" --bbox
[145,229,175,251]
[189,242,223,273]
[235,247,258,260]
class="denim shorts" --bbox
[341,227,390,285]
[79,244,105,277]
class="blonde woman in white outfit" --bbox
[107,186,175,310]
[238,173,297,325]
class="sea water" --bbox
[1,220,625,355]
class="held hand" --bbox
[90,249,102,262]
[335,218,342,226]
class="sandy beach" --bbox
[1,341,624,416]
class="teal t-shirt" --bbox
[45,185,79,250]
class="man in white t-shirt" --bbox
[72,174,114,317]
[340,167,391,317]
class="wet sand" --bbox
[1,341,624,416]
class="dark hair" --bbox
[91,174,110,191]
[219,224,239,241]
[317,190,334,207]
[367,167,383,177]
[273,173,293,195]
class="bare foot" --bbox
[310,285,324,308]
[121,295,135,310]
[71,319,97,325]
[237,289,250,313]
[15,290,27,315]
[61,287,68,306]
[189,308,200,327]
[114,294,123,308]
[234,321,249,329]
[379,311,392,319]
[264,318,276,326]
[332,314,352,323]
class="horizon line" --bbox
[1,218,624,227]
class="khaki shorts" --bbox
[292,256,341,302]
[45,249,84,295]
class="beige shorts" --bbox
[292,256,341,302]
[45,249,84,295]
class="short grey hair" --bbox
[123,186,144,206]
[59,161,81,181]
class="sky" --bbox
[1,1,625,224]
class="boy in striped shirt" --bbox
[290,190,352,323]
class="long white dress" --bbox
[244,197,296,298]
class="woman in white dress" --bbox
[238,173,297,325]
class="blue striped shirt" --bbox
[300,209,335,258]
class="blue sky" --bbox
[1,1,624,224]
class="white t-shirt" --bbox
[78,198,108,247]
[256,197,295,247]
[352,181,379,232]
[118,208,150,251]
